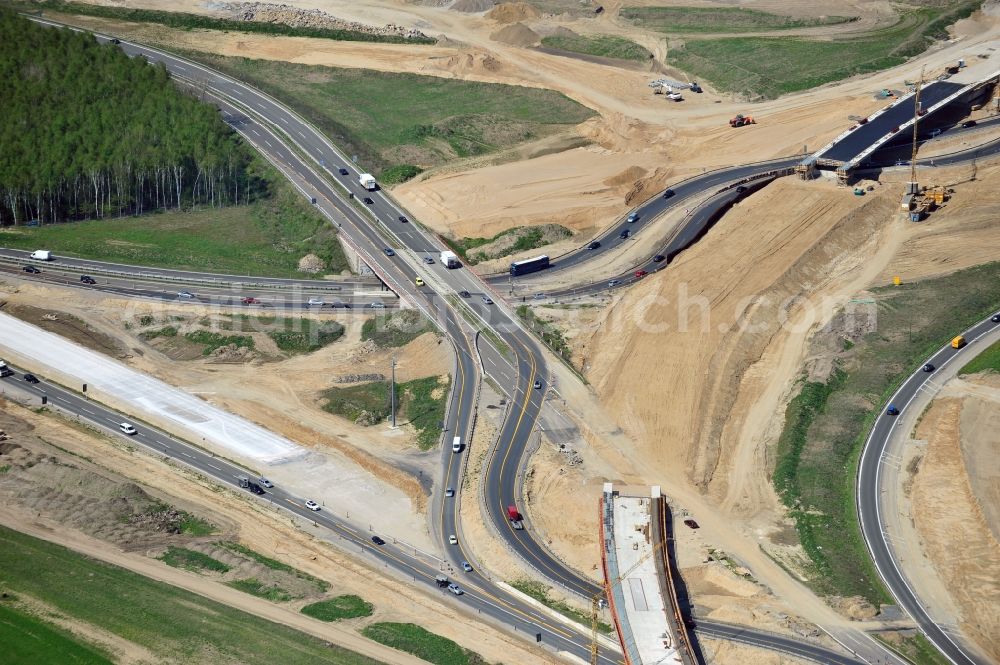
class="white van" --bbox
[30,250,52,261]
[451,436,462,453]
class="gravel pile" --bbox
[219,2,430,40]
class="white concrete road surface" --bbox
[0,312,305,464]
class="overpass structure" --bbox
[601,484,695,665]
[800,66,1000,181]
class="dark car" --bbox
[735,185,747,193]
[886,404,900,416]
[339,168,349,175]
[371,536,386,546]
[22,265,40,274]
[992,313,1000,322]
[80,275,97,284]
[363,197,374,205]
[962,120,977,128]
[248,483,265,495]
[398,215,409,223]
[683,519,699,529]
[588,241,601,250]
[459,290,470,298]
[663,189,675,199]
[110,38,121,45]
[383,248,395,257]
[23,374,39,384]
[533,380,542,389]
[653,255,666,263]
[619,229,630,240]
[922,363,935,373]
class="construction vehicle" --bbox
[506,505,524,530]
[729,114,755,127]
[952,335,966,349]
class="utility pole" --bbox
[390,356,397,428]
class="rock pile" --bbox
[219,2,431,40]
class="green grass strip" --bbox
[0,602,113,665]
[960,338,1000,374]
[361,622,488,665]
[300,596,373,622]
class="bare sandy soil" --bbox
[0,397,555,665]
[910,375,1000,663]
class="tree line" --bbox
[0,8,261,226]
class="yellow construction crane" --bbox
[590,537,670,665]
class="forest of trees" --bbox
[0,8,259,226]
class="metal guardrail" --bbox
[0,254,352,291]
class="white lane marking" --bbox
[257,102,266,110]
[280,117,288,124]
[298,131,306,139]
[250,128,260,137]
[265,140,273,148]
[181,452,194,459]
[81,408,96,415]
[207,463,222,471]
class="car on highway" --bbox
[962,120,977,128]
[445,487,455,498]
[241,297,260,305]
[368,302,385,309]
[110,38,121,45]
[119,423,137,435]
[423,256,434,264]
[459,290,470,298]
[22,265,40,274]
[447,583,463,595]
[627,213,639,223]
[339,167,349,175]
[305,500,321,511]
[587,241,600,250]
[461,561,473,572]
[80,275,97,284]
[735,185,748,193]
[177,290,194,299]
[663,188,675,199]
[608,279,620,287]
[415,277,424,286]
[481,295,493,305]
[533,380,542,389]
[363,197,374,205]
[307,297,325,307]
[619,229,630,239]
[532,293,545,300]
[683,518,699,529]
[23,374,39,384]
[886,404,900,416]
[922,363,935,373]
[371,535,386,546]
[259,477,274,488]
[383,248,395,257]
[248,483,265,495]
[992,313,1000,322]
[398,215,409,223]
[449,534,458,545]
[635,270,648,279]
[332,301,349,308]
[653,255,666,263]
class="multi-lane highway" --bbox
[16,15,995,665]
[858,313,1000,665]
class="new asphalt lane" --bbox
[857,313,1000,665]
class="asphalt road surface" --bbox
[857,313,1000,665]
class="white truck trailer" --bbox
[359,173,377,191]
[440,251,460,268]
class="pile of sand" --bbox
[487,1,541,23]
[490,22,541,47]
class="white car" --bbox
[369,302,385,309]
[449,534,458,545]
[307,298,325,307]
[461,561,473,572]
[305,500,321,511]
[119,423,137,435]
[177,291,194,299]
[259,478,274,488]
[445,487,455,498]
[447,583,463,595]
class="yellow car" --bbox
[415,277,425,286]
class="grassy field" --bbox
[621,6,853,33]
[159,546,231,573]
[960,338,1000,374]
[445,224,571,265]
[772,261,1000,604]
[0,602,114,665]
[226,578,293,602]
[670,2,981,99]
[540,34,651,61]
[185,330,255,355]
[361,309,434,347]
[361,622,488,665]
[300,596,374,622]
[874,632,952,665]
[10,0,434,44]
[322,375,448,448]
[517,305,573,363]
[182,53,595,178]
[0,160,348,278]
[0,526,381,665]
[220,542,329,592]
[510,580,613,633]
[217,314,346,354]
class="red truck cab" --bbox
[507,505,525,530]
